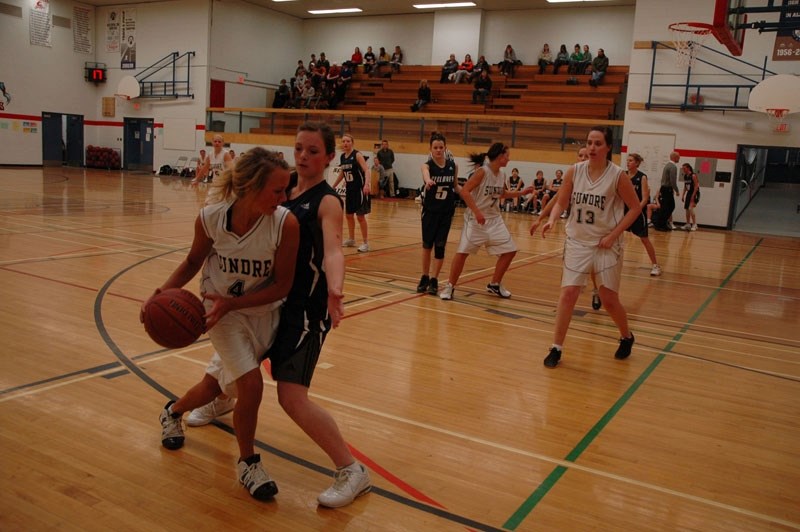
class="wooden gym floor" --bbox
[0,167,798,531]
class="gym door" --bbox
[124,117,154,171]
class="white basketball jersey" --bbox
[208,149,227,179]
[567,160,625,245]
[200,202,289,315]
[469,162,506,220]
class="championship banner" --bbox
[30,0,52,48]
[121,9,137,70]
[106,9,120,53]
[772,0,800,61]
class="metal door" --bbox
[65,114,84,167]
[123,117,154,171]
[41,112,63,166]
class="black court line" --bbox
[93,249,508,531]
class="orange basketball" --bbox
[142,288,206,349]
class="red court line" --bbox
[0,112,41,121]
[1,266,142,303]
[348,443,448,509]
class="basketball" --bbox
[142,288,206,349]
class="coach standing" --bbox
[377,140,396,197]
[655,151,680,230]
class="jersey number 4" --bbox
[228,280,245,297]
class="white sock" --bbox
[552,344,563,351]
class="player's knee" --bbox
[434,245,446,259]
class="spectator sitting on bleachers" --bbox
[472,69,492,104]
[310,62,327,88]
[471,55,490,82]
[411,79,432,112]
[273,79,290,108]
[578,45,592,75]
[363,46,376,74]
[299,79,315,108]
[340,62,354,84]
[329,76,348,109]
[499,44,519,77]
[326,63,341,84]
[373,47,390,77]
[451,54,474,84]
[553,44,570,74]
[308,53,317,70]
[390,45,403,73]
[318,52,331,71]
[537,43,554,75]
[568,44,584,74]
[440,54,458,83]
[292,70,308,103]
[349,46,363,67]
[294,60,305,77]
[315,81,330,109]
[588,48,609,86]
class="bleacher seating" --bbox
[245,63,626,150]
[337,64,628,119]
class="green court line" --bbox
[503,238,763,530]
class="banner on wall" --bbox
[106,9,120,53]
[121,9,136,69]
[30,0,52,48]
[73,4,93,54]
[772,0,800,61]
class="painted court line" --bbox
[502,239,770,530]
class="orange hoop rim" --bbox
[765,108,789,119]
[668,21,715,35]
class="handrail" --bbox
[645,41,777,111]
[205,107,624,153]
[136,51,196,99]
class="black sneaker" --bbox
[615,333,635,360]
[416,275,429,293]
[237,454,278,501]
[427,277,439,295]
[591,290,601,310]
[543,347,562,368]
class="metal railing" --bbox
[206,107,624,154]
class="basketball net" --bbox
[765,108,790,133]
[668,22,713,68]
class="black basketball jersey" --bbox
[422,158,458,213]
[533,176,546,192]
[340,150,365,194]
[630,170,646,200]
[282,180,341,332]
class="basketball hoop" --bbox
[668,22,714,68]
[765,108,788,121]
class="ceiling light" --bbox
[546,0,612,3]
[414,2,477,9]
[308,8,363,14]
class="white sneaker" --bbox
[650,264,662,277]
[186,396,236,427]
[691,224,698,231]
[684,224,691,231]
[486,282,512,298]
[669,223,677,230]
[317,462,371,508]
[357,243,370,252]
[237,455,278,501]
[342,239,356,247]
[439,282,454,300]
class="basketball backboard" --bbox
[747,74,800,115]
[712,0,747,56]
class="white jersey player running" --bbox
[537,126,642,368]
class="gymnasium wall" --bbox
[623,0,799,228]
[0,0,212,166]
